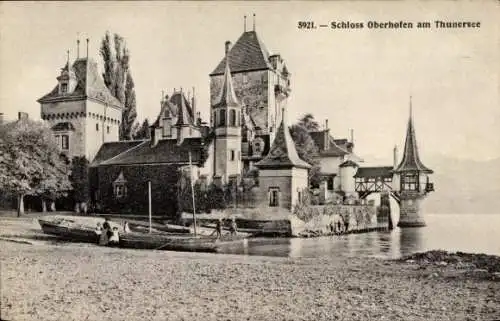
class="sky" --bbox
[0,1,498,164]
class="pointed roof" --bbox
[394,99,433,174]
[113,171,127,184]
[213,59,240,108]
[210,31,272,76]
[38,58,122,108]
[255,112,311,170]
[151,91,195,128]
[175,90,192,127]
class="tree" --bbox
[69,156,89,213]
[0,119,71,216]
[298,113,320,131]
[35,154,71,212]
[289,124,322,187]
[100,31,137,140]
[132,118,150,140]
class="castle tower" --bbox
[393,98,434,227]
[212,53,242,184]
[209,18,291,144]
[255,109,311,210]
[38,50,123,162]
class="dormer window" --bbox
[252,137,264,157]
[113,172,128,199]
[60,83,68,94]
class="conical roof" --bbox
[394,100,433,174]
[255,111,311,170]
[213,58,240,108]
[175,90,192,127]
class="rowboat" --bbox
[38,216,248,253]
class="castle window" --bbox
[230,150,235,161]
[402,173,419,191]
[114,184,126,198]
[219,109,226,126]
[96,123,99,131]
[107,126,110,134]
[269,187,280,207]
[327,176,334,190]
[60,83,68,94]
[113,172,127,199]
[229,109,236,126]
[61,135,69,150]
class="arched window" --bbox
[219,109,226,126]
[229,109,236,127]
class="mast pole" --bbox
[189,150,197,236]
[148,181,152,233]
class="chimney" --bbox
[350,129,354,144]
[393,145,398,169]
[0,113,4,125]
[225,41,232,55]
[324,119,330,151]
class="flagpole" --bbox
[148,181,152,233]
[189,150,197,236]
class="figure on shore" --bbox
[214,218,223,239]
[229,217,238,236]
[123,221,131,233]
[103,217,112,239]
[108,227,120,246]
[95,222,103,244]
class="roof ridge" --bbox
[98,140,149,166]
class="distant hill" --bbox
[361,155,500,214]
[424,155,500,214]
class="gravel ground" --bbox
[1,218,499,321]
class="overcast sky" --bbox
[1,1,498,164]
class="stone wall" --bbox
[291,204,383,236]
[398,191,426,227]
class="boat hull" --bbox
[38,218,219,253]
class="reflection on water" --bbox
[218,214,500,259]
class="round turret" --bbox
[339,160,358,196]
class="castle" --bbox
[38,21,433,222]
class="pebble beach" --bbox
[1,217,499,321]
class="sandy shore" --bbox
[1,218,499,321]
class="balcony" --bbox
[425,182,434,192]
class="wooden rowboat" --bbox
[38,217,245,253]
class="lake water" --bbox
[218,214,500,259]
